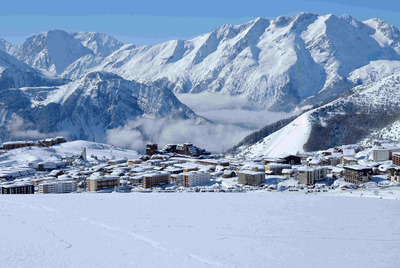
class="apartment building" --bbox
[392,152,400,166]
[238,170,265,186]
[39,180,77,194]
[343,166,373,184]
[86,176,120,192]
[1,182,34,194]
[297,166,327,185]
[373,149,390,162]
[142,172,170,188]
[182,171,211,187]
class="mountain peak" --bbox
[84,71,122,81]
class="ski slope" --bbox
[239,112,312,158]
[0,193,398,267]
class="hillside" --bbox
[237,71,400,157]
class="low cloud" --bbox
[177,92,292,129]
[106,117,252,153]
[8,115,65,140]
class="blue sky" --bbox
[1,0,400,45]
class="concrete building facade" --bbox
[39,181,77,194]
[87,176,120,192]
[182,171,211,187]
[343,166,373,184]
[298,167,327,185]
[142,172,170,188]
[238,171,265,186]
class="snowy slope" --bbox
[238,112,312,157]
[0,193,398,268]
[0,38,15,54]
[0,140,138,168]
[0,71,206,142]
[84,13,400,111]
[238,70,400,156]
[0,49,65,89]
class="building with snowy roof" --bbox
[373,149,390,162]
[39,180,77,194]
[238,170,265,186]
[182,171,211,187]
[297,166,327,185]
[1,182,34,194]
[87,175,120,192]
[142,172,170,188]
[343,166,373,184]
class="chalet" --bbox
[197,159,230,167]
[282,169,297,179]
[107,158,127,165]
[378,164,397,174]
[222,170,236,178]
[280,155,301,165]
[343,149,356,158]
[128,159,142,165]
[322,155,341,166]
[307,157,322,166]
[147,159,163,167]
[263,158,285,165]
[331,167,344,178]
[342,157,358,165]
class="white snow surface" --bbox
[0,140,138,167]
[238,112,311,157]
[0,193,399,268]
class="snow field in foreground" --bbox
[0,193,399,267]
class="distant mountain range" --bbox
[1,13,400,145]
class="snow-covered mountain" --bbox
[0,71,205,142]
[0,38,15,54]
[10,30,124,75]
[5,14,400,112]
[0,49,65,90]
[78,13,400,111]
[236,70,400,157]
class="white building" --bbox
[39,180,77,194]
[182,171,211,187]
[373,149,390,162]
[297,166,327,185]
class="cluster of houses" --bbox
[1,140,400,194]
